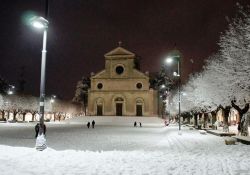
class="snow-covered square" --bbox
[0,121,249,175]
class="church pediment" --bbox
[91,70,107,79]
[104,47,135,58]
[132,69,149,79]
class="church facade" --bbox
[87,45,158,116]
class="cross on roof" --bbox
[118,41,122,47]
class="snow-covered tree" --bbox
[72,76,90,115]
[171,5,250,127]
[218,5,250,104]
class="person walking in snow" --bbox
[92,120,95,128]
[139,122,142,127]
[87,122,90,128]
[134,121,137,127]
[35,123,39,138]
[237,122,241,136]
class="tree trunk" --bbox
[198,113,202,128]
[219,106,231,132]
[22,113,26,121]
[194,114,198,127]
[13,111,18,121]
[204,113,208,128]
[241,114,249,136]
[187,116,191,124]
[222,106,231,126]
[231,101,249,136]
[1,110,5,120]
[53,113,56,121]
[32,113,35,121]
[211,111,217,124]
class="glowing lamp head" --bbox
[165,57,174,64]
[173,72,179,76]
[30,16,48,29]
[32,21,45,29]
[7,90,13,95]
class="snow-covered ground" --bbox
[0,122,249,175]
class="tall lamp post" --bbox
[7,85,15,95]
[4,85,15,121]
[165,52,182,131]
[30,16,49,151]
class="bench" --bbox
[224,137,236,145]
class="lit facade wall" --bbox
[88,46,158,116]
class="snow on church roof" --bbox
[104,43,135,57]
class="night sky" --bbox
[0,0,249,99]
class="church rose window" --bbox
[97,83,103,89]
[115,66,124,75]
[136,83,142,89]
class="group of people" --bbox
[87,120,95,128]
[134,121,142,127]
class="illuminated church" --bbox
[87,44,158,116]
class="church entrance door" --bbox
[136,105,142,116]
[116,103,123,116]
[97,105,103,116]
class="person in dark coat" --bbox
[87,122,90,128]
[134,121,137,127]
[35,123,39,138]
[139,122,142,127]
[237,122,241,136]
[92,120,95,128]
[35,123,46,138]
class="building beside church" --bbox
[87,45,158,116]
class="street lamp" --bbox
[30,16,49,151]
[7,85,15,95]
[165,52,182,131]
[50,95,56,103]
[4,85,15,121]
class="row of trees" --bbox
[171,5,250,134]
[0,94,81,122]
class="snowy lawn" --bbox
[0,123,249,175]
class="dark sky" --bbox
[0,0,249,99]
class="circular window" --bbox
[115,66,124,75]
[136,83,142,89]
[97,83,103,89]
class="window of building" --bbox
[97,83,103,89]
[136,83,142,89]
[115,66,124,75]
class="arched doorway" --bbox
[95,98,104,116]
[136,98,144,116]
[115,97,124,116]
